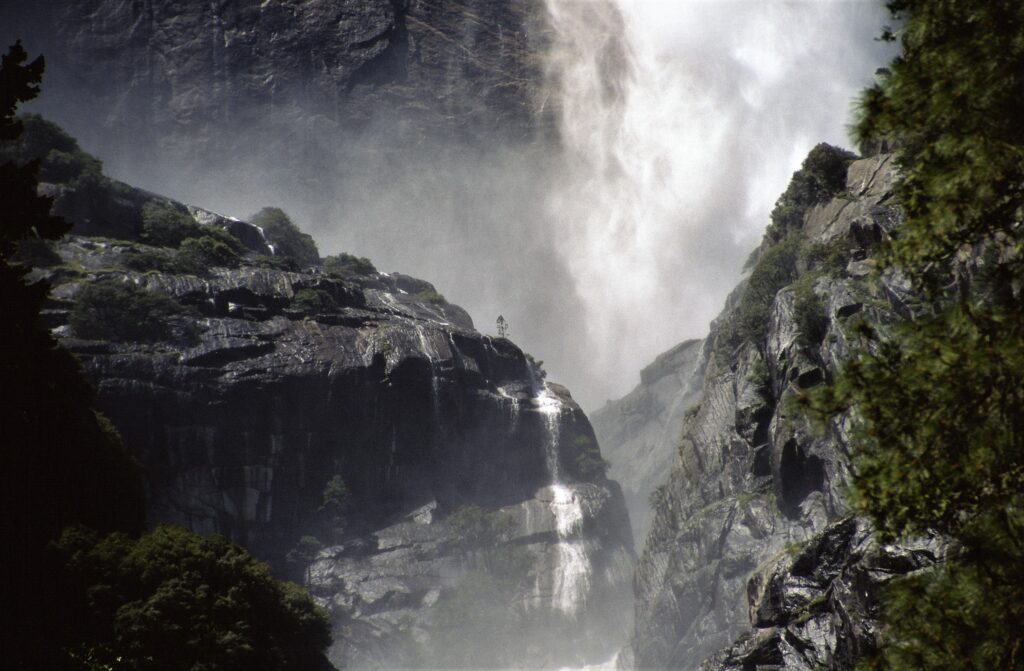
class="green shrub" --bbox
[141,201,205,247]
[572,434,610,480]
[765,143,857,243]
[792,275,829,350]
[69,279,197,342]
[252,254,301,272]
[649,483,668,510]
[178,235,241,270]
[140,202,244,255]
[414,287,447,304]
[292,288,337,315]
[799,238,850,275]
[0,114,102,185]
[12,237,61,267]
[250,207,320,267]
[720,234,802,355]
[319,474,351,538]
[323,252,376,277]
[446,505,515,553]
[54,524,332,671]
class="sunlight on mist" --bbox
[537,0,896,409]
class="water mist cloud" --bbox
[538,0,896,409]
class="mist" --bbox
[10,0,897,411]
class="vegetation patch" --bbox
[414,287,447,305]
[291,287,338,315]
[792,274,829,351]
[324,252,376,277]
[69,279,197,342]
[250,207,320,268]
[571,433,610,480]
[55,524,331,670]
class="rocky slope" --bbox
[625,149,943,670]
[26,148,632,669]
[592,339,707,545]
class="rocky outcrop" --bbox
[626,151,940,670]
[701,518,942,671]
[41,208,632,667]
[592,338,707,545]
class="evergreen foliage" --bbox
[323,252,376,277]
[140,201,205,247]
[1,43,333,670]
[292,287,338,315]
[319,474,352,538]
[0,41,146,670]
[720,234,802,354]
[805,2,1024,667]
[69,279,197,342]
[763,143,856,245]
[791,275,828,351]
[251,207,320,268]
[55,525,333,671]
[572,433,611,480]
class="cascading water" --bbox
[535,383,592,615]
[415,325,443,423]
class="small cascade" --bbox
[497,386,522,436]
[536,383,592,615]
[415,325,443,424]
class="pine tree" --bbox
[808,2,1024,667]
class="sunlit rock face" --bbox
[626,152,944,670]
[42,207,633,669]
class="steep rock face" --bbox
[627,152,940,670]
[700,518,942,671]
[1,0,552,167]
[41,212,632,668]
[592,338,707,545]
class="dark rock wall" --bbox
[626,153,940,670]
[44,224,633,668]
[1,0,552,170]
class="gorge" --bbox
[2,1,1009,670]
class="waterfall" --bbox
[415,325,443,423]
[536,383,592,615]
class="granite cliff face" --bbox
[2,0,552,165]
[29,165,632,668]
[624,150,944,670]
[592,339,707,545]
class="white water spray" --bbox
[536,383,592,615]
[539,0,896,407]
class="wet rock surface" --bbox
[626,153,942,670]
[44,215,632,667]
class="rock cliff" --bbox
[27,140,632,668]
[1,0,553,180]
[625,149,943,670]
[592,338,707,545]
